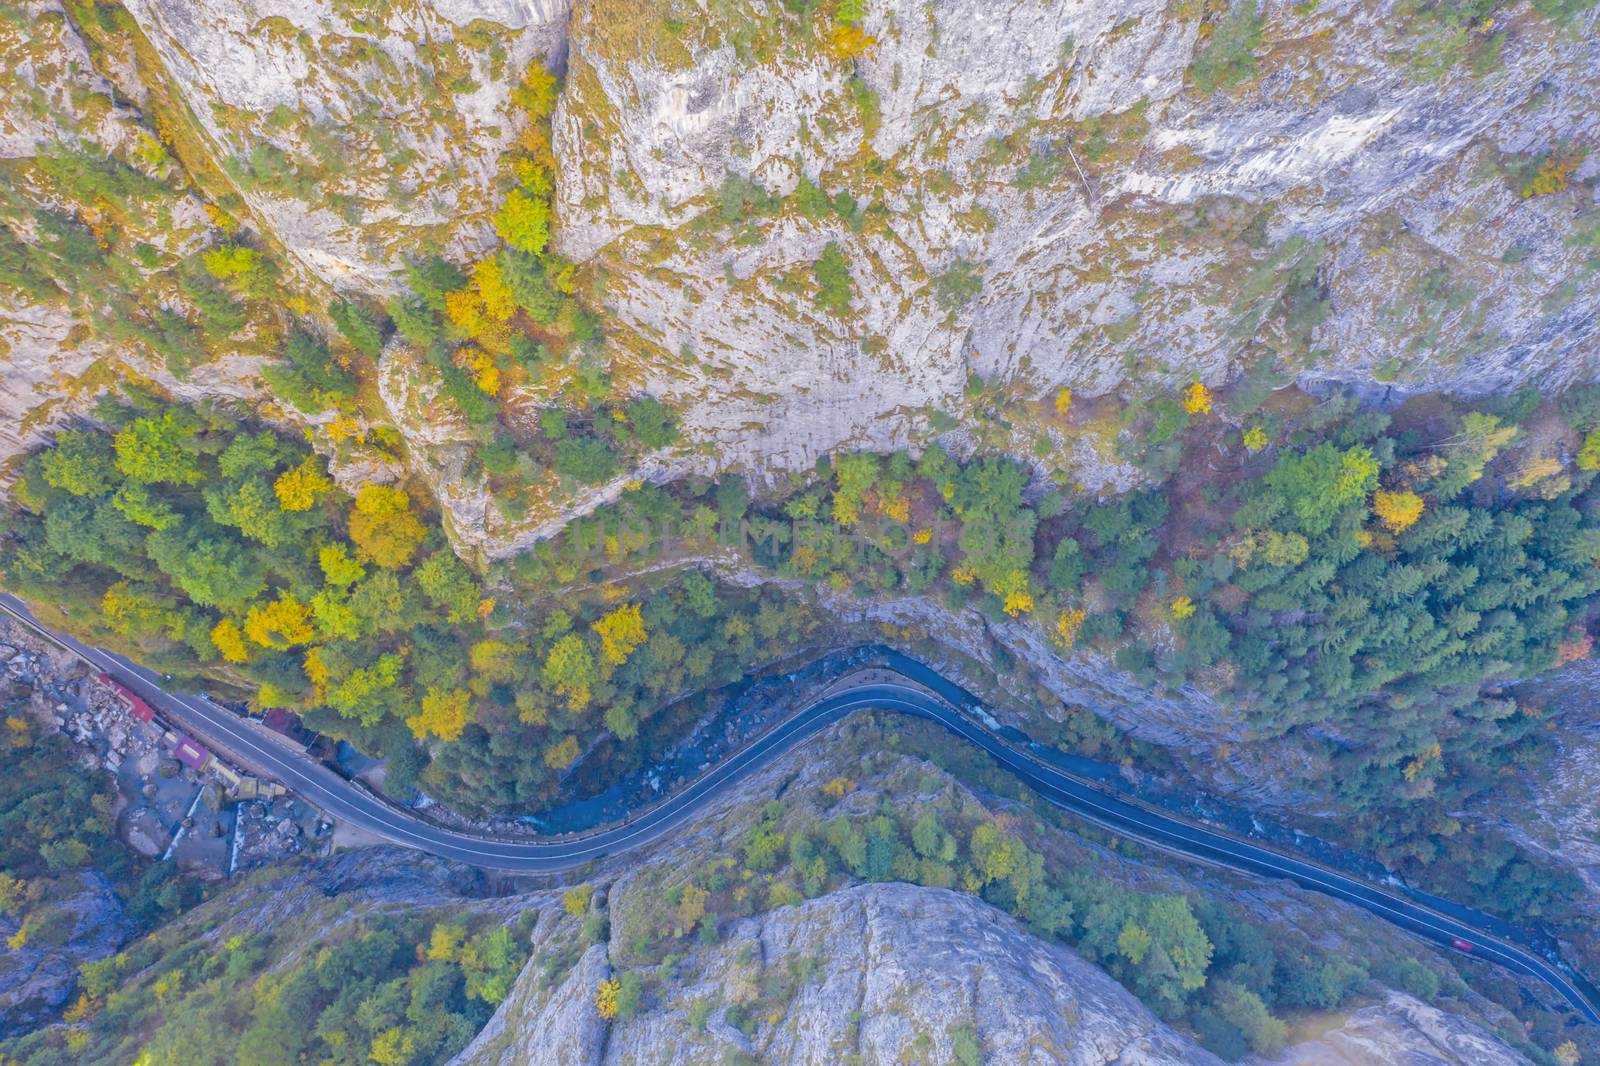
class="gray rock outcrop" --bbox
[1265,992,1535,1066]
[0,872,135,1035]
[7,0,1600,549]
[452,881,1540,1066]
[454,881,1227,1066]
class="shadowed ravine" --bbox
[2,592,1596,1024]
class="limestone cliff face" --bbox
[0,2,275,463]
[455,882,1229,1066]
[553,0,1600,478]
[118,0,571,292]
[452,880,1541,1066]
[1266,993,1535,1066]
[6,0,1598,518]
[113,0,1598,556]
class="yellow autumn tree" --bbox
[828,23,877,59]
[1053,608,1087,649]
[453,345,501,396]
[1509,454,1563,491]
[1579,431,1600,472]
[445,287,490,337]
[3,717,28,752]
[1523,152,1581,198]
[1055,387,1072,415]
[100,581,175,637]
[63,992,96,1023]
[255,681,297,710]
[1002,588,1033,616]
[512,140,555,198]
[592,604,648,667]
[243,595,314,649]
[514,63,560,120]
[512,137,553,190]
[408,687,471,742]
[369,1027,416,1066]
[1447,412,1518,486]
[471,258,517,322]
[544,734,580,770]
[318,543,366,586]
[544,634,597,711]
[1170,596,1196,619]
[303,646,329,703]
[444,258,518,353]
[0,872,34,916]
[673,885,709,936]
[495,188,551,254]
[426,923,466,961]
[1182,382,1212,414]
[595,978,620,1019]
[348,484,428,569]
[1373,490,1424,533]
[326,414,364,444]
[273,457,332,512]
[469,640,517,683]
[1228,529,1309,569]
[563,885,594,917]
[993,570,1032,616]
[1242,426,1268,451]
[151,969,184,1004]
[211,618,251,664]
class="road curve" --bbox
[2,593,1596,1023]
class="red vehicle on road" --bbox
[1451,938,1474,952]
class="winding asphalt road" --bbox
[3,592,1597,1023]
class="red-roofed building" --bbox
[261,707,296,734]
[104,676,155,723]
[260,706,314,748]
[174,736,210,772]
